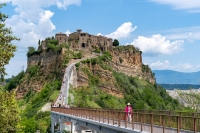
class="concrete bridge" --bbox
[51,107,200,133]
[51,60,200,133]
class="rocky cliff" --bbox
[109,46,155,84]
[15,45,155,98]
[16,50,64,98]
[75,45,155,98]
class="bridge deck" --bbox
[51,107,200,133]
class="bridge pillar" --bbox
[51,117,55,133]
[92,130,98,133]
[59,119,64,132]
[71,122,75,133]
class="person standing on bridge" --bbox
[125,103,132,123]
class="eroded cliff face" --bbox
[16,51,64,98]
[75,46,155,98]
[76,63,123,98]
[16,45,155,98]
[109,46,155,84]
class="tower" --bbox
[77,29,82,33]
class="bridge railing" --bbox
[51,107,200,133]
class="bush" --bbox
[21,118,38,133]
[91,58,97,65]
[35,111,50,120]
[27,66,39,77]
[46,42,63,54]
[27,47,36,57]
[4,71,25,91]
[46,43,56,52]
[92,48,100,53]
[48,39,58,45]
[75,62,80,68]
[73,52,82,59]
[113,39,119,46]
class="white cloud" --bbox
[1,0,81,49]
[150,60,170,68]
[150,60,193,71]
[149,0,200,12]
[129,34,184,56]
[56,0,81,9]
[97,33,101,36]
[175,63,193,70]
[106,22,137,39]
[162,26,200,42]
[1,0,81,77]
[65,30,71,35]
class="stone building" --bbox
[55,29,113,52]
[55,32,68,44]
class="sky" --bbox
[1,0,200,78]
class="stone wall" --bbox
[28,51,58,66]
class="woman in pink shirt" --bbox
[124,103,132,122]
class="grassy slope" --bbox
[15,80,61,133]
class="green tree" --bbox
[0,4,21,132]
[38,39,40,46]
[113,39,119,46]
[26,46,36,57]
[0,91,21,132]
[0,3,19,80]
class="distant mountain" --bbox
[153,70,200,84]
[158,84,200,90]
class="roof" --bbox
[56,32,66,35]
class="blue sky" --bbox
[1,0,200,78]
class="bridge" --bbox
[51,60,200,133]
[51,107,200,133]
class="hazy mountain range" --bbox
[153,70,200,85]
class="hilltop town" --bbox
[38,29,113,52]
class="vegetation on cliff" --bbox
[113,72,180,110]
[72,51,182,110]
[14,81,61,132]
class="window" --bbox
[82,43,85,48]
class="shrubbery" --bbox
[27,66,39,77]
[46,43,63,53]
[27,46,42,57]
[19,81,61,132]
[92,48,101,53]
[4,71,25,91]
[73,52,82,59]
[70,87,125,108]
[113,71,182,110]
[24,81,61,118]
